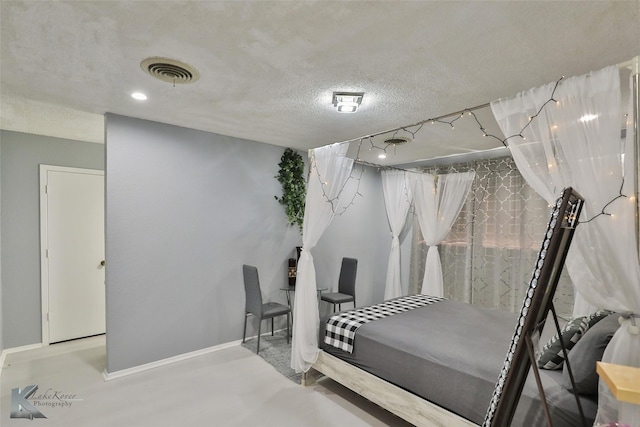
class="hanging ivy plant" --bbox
[275,148,306,233]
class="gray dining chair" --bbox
[321,257,358,312]
[242,264,290,354]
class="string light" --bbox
[579,178,627,224]
[335,76,568,156]
[357,76,561,157]
[312,74,626,222]
[311,142,366,216]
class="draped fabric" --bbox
[291,143,354,373]
[491,64,640,425]
[381,170,412,300]
[409,171,475,296]
[410,157,575,316]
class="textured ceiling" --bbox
[1,1,639,165]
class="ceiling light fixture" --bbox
[131,92,147,101]
[333,92,364,113]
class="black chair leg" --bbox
[257,318,262,354]
[242,313,248,343]
[286,312,290,343]
[271,318,274,336]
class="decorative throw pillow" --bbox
[563,313,619,396]
[537,316,590,370]
[585,309,614,328]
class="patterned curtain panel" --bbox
[409,156,574,318]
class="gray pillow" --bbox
[537,316,589,370]
[562,313,619,396]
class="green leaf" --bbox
[275,148,306,233]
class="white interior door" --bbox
[41,166,105,344]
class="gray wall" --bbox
[0,120,408,370]
[314,167,412,318]
[0,130,105,349]
[0,137,3,354]
[105,114,302,372]
[105,114,396,372]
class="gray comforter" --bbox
[319,298,597,427]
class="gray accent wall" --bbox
[105,114,396,373]
[0,130,104,349]
[105,114,303,372]
[0,136,3,354]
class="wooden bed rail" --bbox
[305,350,478,427]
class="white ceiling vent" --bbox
[140,57,199,84]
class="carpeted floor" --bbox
[241,331,302,384]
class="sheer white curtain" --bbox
[409,171,475,296]
[414,158,575,315]
[491,64,640,425]
[291,143,354,373]
[382,170,412,300]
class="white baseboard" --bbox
[103,339,243,381]
[0,343,44,378]
[103,328,288,381]
[0,329,288,381]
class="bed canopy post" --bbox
[632,57,640,256]
[483,188,584,427]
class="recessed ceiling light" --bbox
[131,92,147,101]
[378,153,387,159]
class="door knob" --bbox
[100,260,105,267]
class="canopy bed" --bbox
[293,57,640,427]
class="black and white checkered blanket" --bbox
[324,294,446,353]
